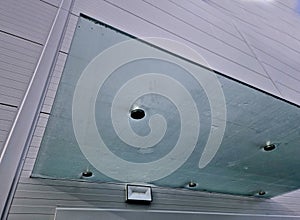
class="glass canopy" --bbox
[32,16,300,198]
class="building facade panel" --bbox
[0,0,299,219]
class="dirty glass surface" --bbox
[33,16,300,198]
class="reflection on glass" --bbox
[32,16,300,198]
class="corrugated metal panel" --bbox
[168,0,242,39]
[4,0,300,219]
[0,0,57,44]
[276,0,299,10]
[10,179,300,215]
[144,0,252,55]
[71,0,283,100]
[41,0,62,7]
[0,32,42,107]
[8,214,53,220]
[71,0,300,106]
[0,105,17,153]
[0,0,57,159]
[273,82,300,105]
[0,0,72,215]
[10,183,300,216]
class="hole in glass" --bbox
[188,182,197,187]
[258,191,266,196]
[130,109,145,120]
[81,170,93,177]
[263,144,276,152]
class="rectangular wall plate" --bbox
[126,185,152,203]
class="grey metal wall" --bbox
[0,0,300,219]
[0,0,55,154]
[70,0,300,105]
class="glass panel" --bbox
[33,16,300,198]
